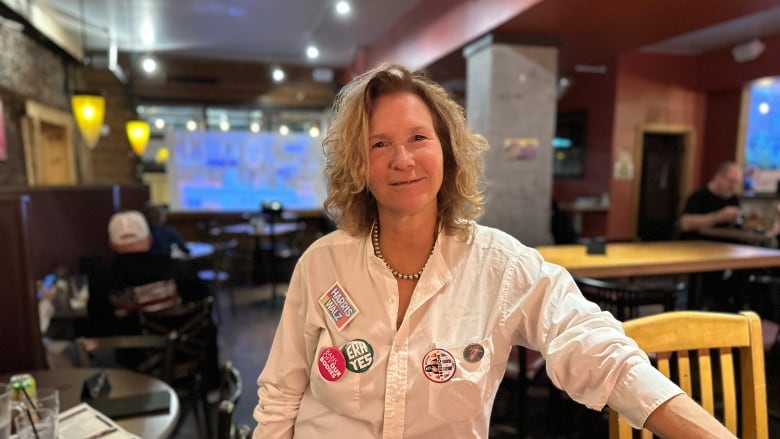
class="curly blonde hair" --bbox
[322,63,488,239]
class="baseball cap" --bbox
[108,210,150,246]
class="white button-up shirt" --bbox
[254,225,682,438]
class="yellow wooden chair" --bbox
[609,311,768,439]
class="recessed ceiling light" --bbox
[272,68,285,82]
[306,45,319,60]
[279,125,289,136]
[154,118,165,129]
[220,120,230,131]
[250,122,260,133]
[141,56,157,74]
[186,120,197,131]
[309,126,320,138]
[335,1,351,15]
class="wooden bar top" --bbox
[535,240,780,278]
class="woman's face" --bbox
[367,91,443,220]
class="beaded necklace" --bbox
[371,222,435,280]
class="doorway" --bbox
[22,101,77,185]
[636,132,686,241]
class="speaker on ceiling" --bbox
[732,39,765,63]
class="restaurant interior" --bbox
[2,0,780,437]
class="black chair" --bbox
[75,333,176,382]
[198,239,240,319]
[139,297,217,438]
[258,201,303,306]
[574,276,685,320]
[217,360,250,439]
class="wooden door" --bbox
[22,100,77,185]
[637,133,685,241]
[38,120,74,184]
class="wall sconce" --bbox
[126,120,150,156]
[155,147,169,164]
[71,93,105,149]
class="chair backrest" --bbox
[609,311,768,439]
[574,276,683,320]
[76,333,176,381]
[217,360,244,439]
[138,296,214,362]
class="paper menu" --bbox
[57,403,139,439]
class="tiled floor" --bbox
[171,283,780,438]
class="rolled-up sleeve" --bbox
[507,254,684,429]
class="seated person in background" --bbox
[551,200,579,244]
[37,278,78,368]
[144,204,190,257]
[678,161,742,240]
[86,210,219,387]
[678,162,759,311]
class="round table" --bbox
[0,368,180,439]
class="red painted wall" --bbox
[607,52,707,240]
[554,65,617,237]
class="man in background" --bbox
[85,210,219,389]
[144,204,190,257]
[678,161,753,311]
[678,161,743,240]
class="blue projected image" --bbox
[745,78,780,169]
[168,131,326,212]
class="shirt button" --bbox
[391,397,398,403]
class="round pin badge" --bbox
[341,339,374,373]
[421,348,456,383]
[463,343,485,363]
[318,347,346,382]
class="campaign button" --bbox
[341,339,374,373]
[463,343,485,363]
[318,347,346,382]
[421,348,456,383]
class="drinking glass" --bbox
[33,388,58,414]
[33,388,58,435]
[14,408,56,439]
[0,384,10,439]
[68,274,89,309]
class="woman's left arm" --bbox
[644,394,736,439]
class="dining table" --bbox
[536,240,780,310]
[535,240,780,278]
[697,226,776,247]
[0,368,180,439]
[181,241,215,260]
[220,221,306,306]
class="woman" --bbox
[254,64,734,438]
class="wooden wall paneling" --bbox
[0,185,149,374]
[0,194,45,373]
[26,187,118,277]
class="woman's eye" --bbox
[413,135,426,142]
[371,141,386,149]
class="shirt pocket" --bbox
[308,334,362,414]
[427,338,494,422]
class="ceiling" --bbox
[25,0,424,67]
[2,0,780,106]
[494,0,780,74]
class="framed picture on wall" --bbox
[553,110,587,178]
[0,98,7,160]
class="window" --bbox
[553,110,586,178]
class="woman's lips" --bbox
[391,177,423,186]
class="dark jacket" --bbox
[86,252,210,335]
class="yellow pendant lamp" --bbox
[126,120,151,156]
[71,93,105,149]
[155,147,169,164]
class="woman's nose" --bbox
[390,145,414,169]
